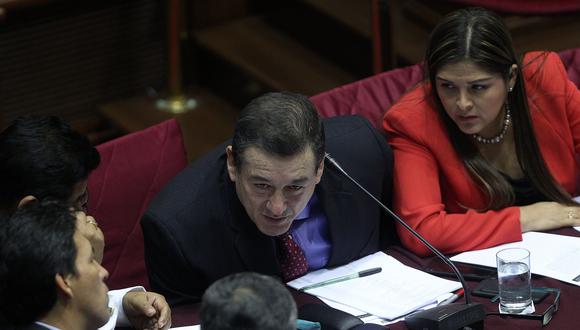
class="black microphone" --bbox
[325,153,485,330]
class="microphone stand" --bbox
[325,154,485,330]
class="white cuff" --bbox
[98,286,145,330]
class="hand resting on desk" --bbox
[520,202,580,232]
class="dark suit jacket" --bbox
[142,115,395,306]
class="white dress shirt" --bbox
[35,286,145,330]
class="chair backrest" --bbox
[87,118,187,289]
[559,48,580,88]
[311,63,424,127]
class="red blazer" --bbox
[383,52,580,256]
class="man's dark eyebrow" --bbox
[248,175,271,182]
[290,178,309,185]
[248,175,309,184]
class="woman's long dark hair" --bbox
[425,7,573,210]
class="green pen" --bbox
[298,267,382,292]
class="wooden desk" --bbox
[166,227,580,329]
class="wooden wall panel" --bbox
[186,0,251,29]
[0,0,166,127]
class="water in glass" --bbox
[498,261,532,313]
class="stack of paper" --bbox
[451,232,580,286]
[287,252,461,320]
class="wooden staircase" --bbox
[194,16,356,96]
[192,0,371,97]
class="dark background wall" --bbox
[1,0,579,159]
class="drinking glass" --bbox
[496,248,532,313]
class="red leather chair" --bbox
[560,48,580,88]
[87,118,187,290]
[311,62,424,127]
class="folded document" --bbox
[287,252,461,320]
[451,232,580,286]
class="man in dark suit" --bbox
[142,92,395,306]
[0,116,172,330]
[0,202,171,330]
[0,115,104,262]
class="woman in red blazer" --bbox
[383,7,580,256]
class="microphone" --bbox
[324,153,485,330]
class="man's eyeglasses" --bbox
[487,287,560,326]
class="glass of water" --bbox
[496,248,532,314]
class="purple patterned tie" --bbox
[277,233,308,282]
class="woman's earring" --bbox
[508,87,513,92]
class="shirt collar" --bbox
[294,194,318,221]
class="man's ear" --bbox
[315,159,324,184]
[226,146,237,182]
[17,195,38,209]
[55,273,74,299]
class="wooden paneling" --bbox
[0,0,166,127]
[383,0,580,68]
[100,89,238,162]
[302,0,372,37]
[186,0,251,29]
[194,16,355,96]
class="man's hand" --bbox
[75,211,105,263]
[123,291,172,330]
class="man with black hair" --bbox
[0,115,99,211]
[143,92,395,305]
[0,116,172,329]
[0,201,171,330]
[200,273,297,330]
[0,115,104,261]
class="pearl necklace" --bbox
[472,104,512,144]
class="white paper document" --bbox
[287,252,461,320]
[451,232,580,286]
[320,292,453,325]
[170,326,200,330]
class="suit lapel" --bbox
[317,167,355,266]
[234,227,279,275]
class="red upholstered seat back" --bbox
[560,48,580,88]
[87,119,187,289]
[311,63,424,127]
